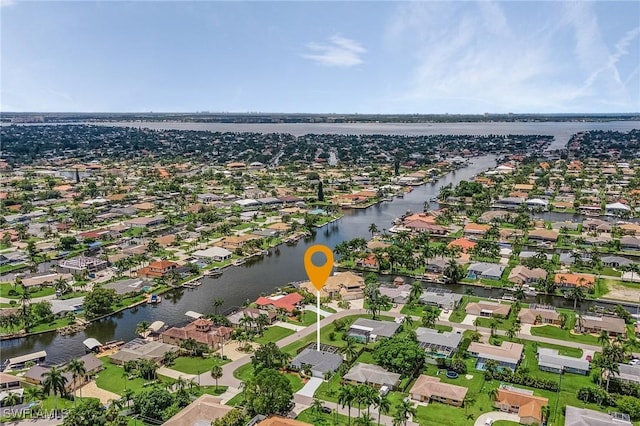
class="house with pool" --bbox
[468,341,524,371]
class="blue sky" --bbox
[1,1,639,113]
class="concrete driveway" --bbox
[475,411,520,426]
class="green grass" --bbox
[225,392,246,407]
[232,363,304,392]
[199,385,228,396]
[95,359,175,395]
[171,356,229,375]
[0,282,55,299]
[254,326,295,344]
[288,310,320,326]
[448,299,470,323]
[493,421,521,426]
[0,263,27,274]
[297,407,351,425]
[400,304,425,317]
[29,317,72,333]
[529,324,600,345]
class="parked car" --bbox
[586,354,592,362]
[485,419,494,426]
[321,406,332,414]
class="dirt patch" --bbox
[601,282,640,303]
[78,381,120,404]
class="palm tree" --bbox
[339,385,356,425]
[603,357,620,392]
[506,327,516,340]
[213,298,224,316]
[541,405,551,425]
[354,413,375,426]
[488,387,499,401]
[568,285,586,310]
[210,365,223,390]
[136,321,150,337]
[19,285,31,320]
[409,281,423,304]
[396,399,416,426]
[342,337,359,363]
[368,223,379,238]
[66,358,86,403]
[375,394,391,426]
[598,330,610,348]
[514,287,526,301]
[2,391,21,407]
[402,315,414,331]
[312,398,324,420]
[23,386,43,405]
[489,318,499,337]
[42,366,69,412]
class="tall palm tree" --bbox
[402,315,414,331]
[409,281,423,304]
[368,223,379,238]
[396,399,416,426]
[342,337,359,363]
[210,365,223,390]
[603,357,620,392]
[598,330,610,348]
[376,394,391,426]
[2,391,21,407]
[338,385,356,425]
[23,386,43,405]
[213,298,224,316]
[66,358,86,402]
[488,387,499,401]
[312,398,324,420]
[354,412,375,426]
[540,405,551,425]
[42,366,69,412]
[568,286,585,310]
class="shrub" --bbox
[617,396,640,420]
[489,369,558,392]
[577,386,617,406]
[7,289,17,297]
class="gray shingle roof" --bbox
[290,349,343,374]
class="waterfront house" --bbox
[463,223,490,237]
[299,271,364,301]
[192,247,233,262]
[465,301,511,318]
[110,339,179,365]
[24,354,102,391]
[289,348,343,378]
[554,272,595,289]
[565,406,631,426]
[161,318,232,349]
[415,327,462,357]
[0,372,21,392]
[577,315,626,336]
[468,341,523,371]
[527,228,559,242]
[227,308,276,329]
[137,260,179,278]
[346,318,401,343]
[419,290,462,310]
[355,253,379,270]
[164,394,233,426]
[537,348,590,375]
[466,262,505,281]
[343,363,401,389]
[409,375,468,407]
[507,265,547,286]
[517,307,561,325]
[601,256,634,268]
[404,220,448,235]
[102,278,151,296]
[447,238,476,253]
[379,284,411,304]
[495,387,548,425]
[255,292,304,313]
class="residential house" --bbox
[404,220,448,235]
[415,327,463,357]
[419,291,463,310]
[355,253,378,270]
[615,364,640,384]
[463,223,490,238]
[621,236,640,250]
[527,228,559,242]
[507,266,547,286]
[468,341,524,371]
[465,301,511,318]
[289,348,343,378]
[215,234,260,251]
[24,354,102,391]
[494,387,548,425]
[227,308,276,329]
[299,271,365,301]
[577,315,626,336]
[164,394,233,426]
[537,348,590,375]
[103,278,151,296]
[518,307,561,325]
[125,215,164,228]
[255,292,304,313]
[564,406,631,426]
[192,247,233,262]
[379,284,411,304]
[346,318,401,343]
[343,363,401,389]
[255,417,312,426]
[161,318,232,349]
[409,375,468,407]
[110,339,179,365]
[583,219,612,233]
[601,256,635,268]
[555,272,595,289]
[448,238,476,253]
[138,260,179,278]
[57,256,108,275]
[0,372,21,391]
[466,262,505,281]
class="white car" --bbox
[629,359,640,366]
[485,419,494,426]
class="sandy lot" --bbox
[78,381,120,404]
[602,282,640,303]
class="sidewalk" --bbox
[274,321,306,332]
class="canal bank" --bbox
[0,154,507,363]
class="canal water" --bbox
[3,156,498,363]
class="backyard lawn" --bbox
[296,407,351,425]
[171,356,229,375]
[95,359,175,395]
[233,363,304,392]
[288,311,320,326]
[529,324,600,345]
[0,282,55,299]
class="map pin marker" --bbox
[304,245,334,291]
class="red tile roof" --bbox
[255,293,304,312]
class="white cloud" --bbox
[302,35,366,68]
[383,1,639,113]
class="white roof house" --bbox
[606,202,631,212]
[192,247,233,261]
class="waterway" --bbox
[2,155,497,363]
[93,120,640,151]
